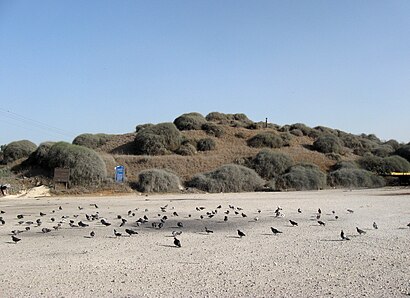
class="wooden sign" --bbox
[54,168,70,183]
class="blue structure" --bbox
[115,166,125,183]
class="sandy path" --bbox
[0,188,409,297]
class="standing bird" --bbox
[318,220,326,226]
[177,222,183,228]
[113,229,122,237]
[237,229,246,238]
[318,208,321,214]
[120,218,127,227]
[90,231,95,237]
[270,227,282,235]
[356,227,366,235]
[373,222,378,229]
[174,237,181,248]
[297,208,302,213]
[12,235,21,243]
[340,230,350,240]
[224,216,228,222]
[289,220,298,227]
[407,223,410,228]
[101,219,111,226]
[78,221,89,227]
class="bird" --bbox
[42,228,51,233]
[318,208,322,214]
[11,235,21,243]
[289,220,298,226]
[173,211,179,217]
[120,218,127,227]
[205,227,213,233]
[237,229,246,238]
[373,222,378,229]
[101,219,111,226]
[335,216,339,220]
[223,216,228,222]
[78,221,89,227]
[217,205,222,209]
[356,227,366,235]
[340,230,350,240]
[40,212,46,216]
[297,208,302,213]
[316,214,321,220]
[253,217,259,222]
[241,213,247,218]
[318,220,326,226]
[347,209,354,213]
[172,230,182,237]
[125,228,138,236]
[174,237,181,248]
[113,229,122,237]
[17,214,24,219]
[407,223,410,228]
[177,222,183,228]
[78,206,83,210]
[90,231,95,237]
[270,227,282,235]
[0,210,5,214]
[58,206,62,210]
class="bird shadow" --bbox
[226,235,241,239]
[319,239,344,242]
[158,244,178,248]
[261,233,275,236]
[83,236,93,239]
[5,241,17,244]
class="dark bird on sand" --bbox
[356,227,366,235]
[12,235,21,243]
[289,220,298,226]
[120,218,127,227]
[90,231,95,237]
[78,206,83,210]
[17,214,24,219]
[335,216,339,220]
[177,222,183,228]
[101,219,111,226]
[1,210,5,214]
[125,228,138,236]
[340,230,350,240]
[174,237,181,248]
[373,222,378,229]
[237,229,246,238]
[297,208,302,213]
[318,208,321,214]
[58,206,62,210]
[347,209,354,213]
[217,205,222,209]
[205,227,213,233]
[40,212,46,216]
[42,228,51,233]
[113,229,122,237]
[78,221,89,227]
[224,216,228,222]
[407,223,410,228]
[316,214,321,220]
[318,220,326,226]
[271,227,282,235]
[241,213,247,218]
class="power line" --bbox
[0,108,76,139]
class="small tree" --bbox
[313,134,343,154]
[136,169,182,193]
[249,149,293,179]
[173,112,207,130]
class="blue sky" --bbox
[1,0,409,145]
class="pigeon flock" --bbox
[1,200,409,247]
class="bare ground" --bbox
[0,187,409,297]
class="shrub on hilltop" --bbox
[197,138,216,151]
[188,164,265,193]
[72,133,113,149]
[173,112,207,131]
[134,123,182,155]
[313,134,343,154]
[205,112,253,127]
[247,132,284,149]
[26,142,55,167]
[46,142,107,186]
[395,144,410,162]
[2,140,37,164]
[136,169,182,193]
[249,149,293,180]
[201,122,225,137]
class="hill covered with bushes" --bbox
[1,111,409,194]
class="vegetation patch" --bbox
[188,164,265,193]
[247,132,283,149]
[173,112,207,131]
[249,149,293,180]
[136,169,182,193]
[276,163,326,191]
[313,134,343,154]
[328,168,385,188]
[197,138,216,151]
[2,140,37,164]
[72,133,113,149]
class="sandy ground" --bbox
[0,187,409,297]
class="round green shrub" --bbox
[205,112,252,126]
[372,145,394,157]
[135,123,154,133]
[201,123,225,137]
[395,144,410,162]
[136,169,182,193]
[27,141,55,167]
[328,168,385,188]
[383,139,400,151]
[314,126,338,136]
[197,138,216,151]
[173,112,207,131]
[331,160,358,171]
[247,132,283,148]
[313,134,343,154]
[134,123,182,155]
[276,163,327,191]
[46,142,107,186]
[176,143,197,156]
[357,155,386,174]
[188,164,265,193]
[383,155,410,172]
[72,133,112,149]
[339,134,363,151]
[290,129,303,137]
[289,123,312,136]
[2,140,37,164]
[249,149,293,180]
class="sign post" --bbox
[54,168,70,189]
[115,165,125,183]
